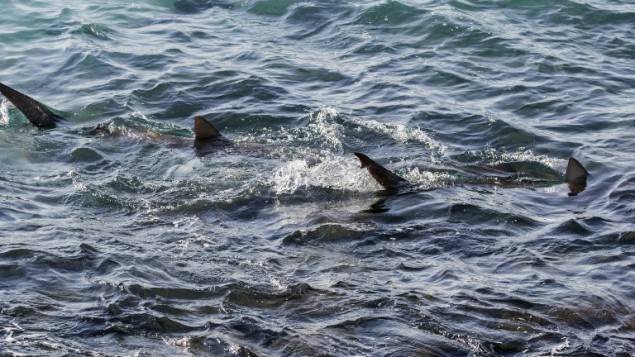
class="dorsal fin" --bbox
[354,152,408,190]
[565,157,589,184]
[565,157,589,196]
[0,82,61,128]
[194,116,221,140]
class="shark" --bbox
[353,152,589,196]
[1,81,589,196]
[0,81,228,157]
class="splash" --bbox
[348,115,446,153]
[68,170,87,192]
[310,107,344,151]
[478,148,559,168]
[164,157,203,179]
[0,98,9,126]
[269,151,454,194]
[315,106,446,153]
[235,107,445,165]
[402,167,455,190]
[235,107,346,151]
[270,152,379,194]
[162,336,192,351]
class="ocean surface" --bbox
[1,0,634,355]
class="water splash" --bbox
[477,148,559,169]
[162,336,192,349]
[69,170,87,192]
[270,152,379,194]
[314,106,446,153]
[268,107,345,152]
[309,107,344,152]
[164,157,203,179]
[402,167,455,190]
[348,115,446,153]
[0,98,9,126]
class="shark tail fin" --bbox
[0,82,61,128]
[194,116,221,140]
[354,152,408,190]
[565,157,589,184]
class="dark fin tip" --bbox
[0,81,59,128]
[565,157,589,196]
[354,152,371,168]
[194,116,221,140]
[565,157,589,182]
[354,152,408,190]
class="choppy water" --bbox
[1,0,634,355]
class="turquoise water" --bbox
[1,0,634,355]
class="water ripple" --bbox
[0,0,634,355]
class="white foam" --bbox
[269,276,286,291]
[68,170,87,192]
[162,336,191,349]
[270,153,380,194]
[253,106,441,151]
[269,152,453,194]
[312,106,445,154]
[402,167,454,190]
[164,157,202,179]
[228,344,243,355]
[299,107,345,152]
[348,115,446,153]
[478,148,559,169]
[0,98,10,126]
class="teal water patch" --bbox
[248,0,296,16]
[355,0,427,26]
[172,0,237,13]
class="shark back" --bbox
[0,82,62,128]
[354,152,409,190]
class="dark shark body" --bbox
[354,153,590,196]
[0,81,228,157]
[88,116,232,157]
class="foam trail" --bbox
[349,115,446,153]
[478,148,559,169]
[311,107,446,161]
[402,167,455,190]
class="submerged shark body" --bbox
[354,152,590,196]
[88,116,232,157]
[0,81,229,157]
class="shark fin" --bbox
[565,157,589,196]
[194,116,221,140]
[354,152,408,190]
[565,157,589,184]
[0,82,61,128]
